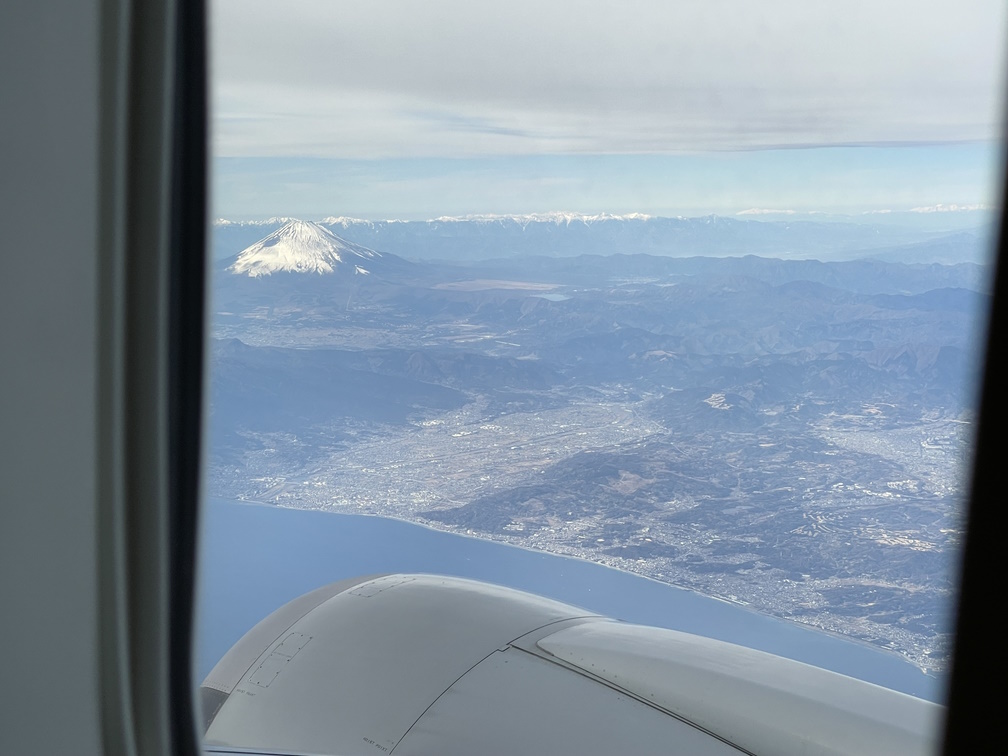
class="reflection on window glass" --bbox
[198,0,1006,747]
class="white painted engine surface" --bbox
[201,574,941,756]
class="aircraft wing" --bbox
[200,574,941,756]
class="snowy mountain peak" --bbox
[229,219,380,277]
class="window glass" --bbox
[199,0,1006,714]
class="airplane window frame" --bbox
[168,0,207,753]
[174,3,1005,753]
[939,138,1005,752]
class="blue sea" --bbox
[194,498,943,702]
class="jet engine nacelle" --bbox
[201,574,941,755]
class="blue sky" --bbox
[213,143,1003,220]
[211,1,1006,220]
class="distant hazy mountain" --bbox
[213,213,992,265]
[860,232,992,266]
[442,253,989,296]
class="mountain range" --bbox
[213,213,994,265]
[205,211,988,672]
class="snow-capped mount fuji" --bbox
[229,220,383,277]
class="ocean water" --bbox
[194,498,942,701]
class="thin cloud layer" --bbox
[212,0,1007,158]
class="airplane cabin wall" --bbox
[1,1,106,754]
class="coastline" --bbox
[235,496,942,670]
[199,496,944,701]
